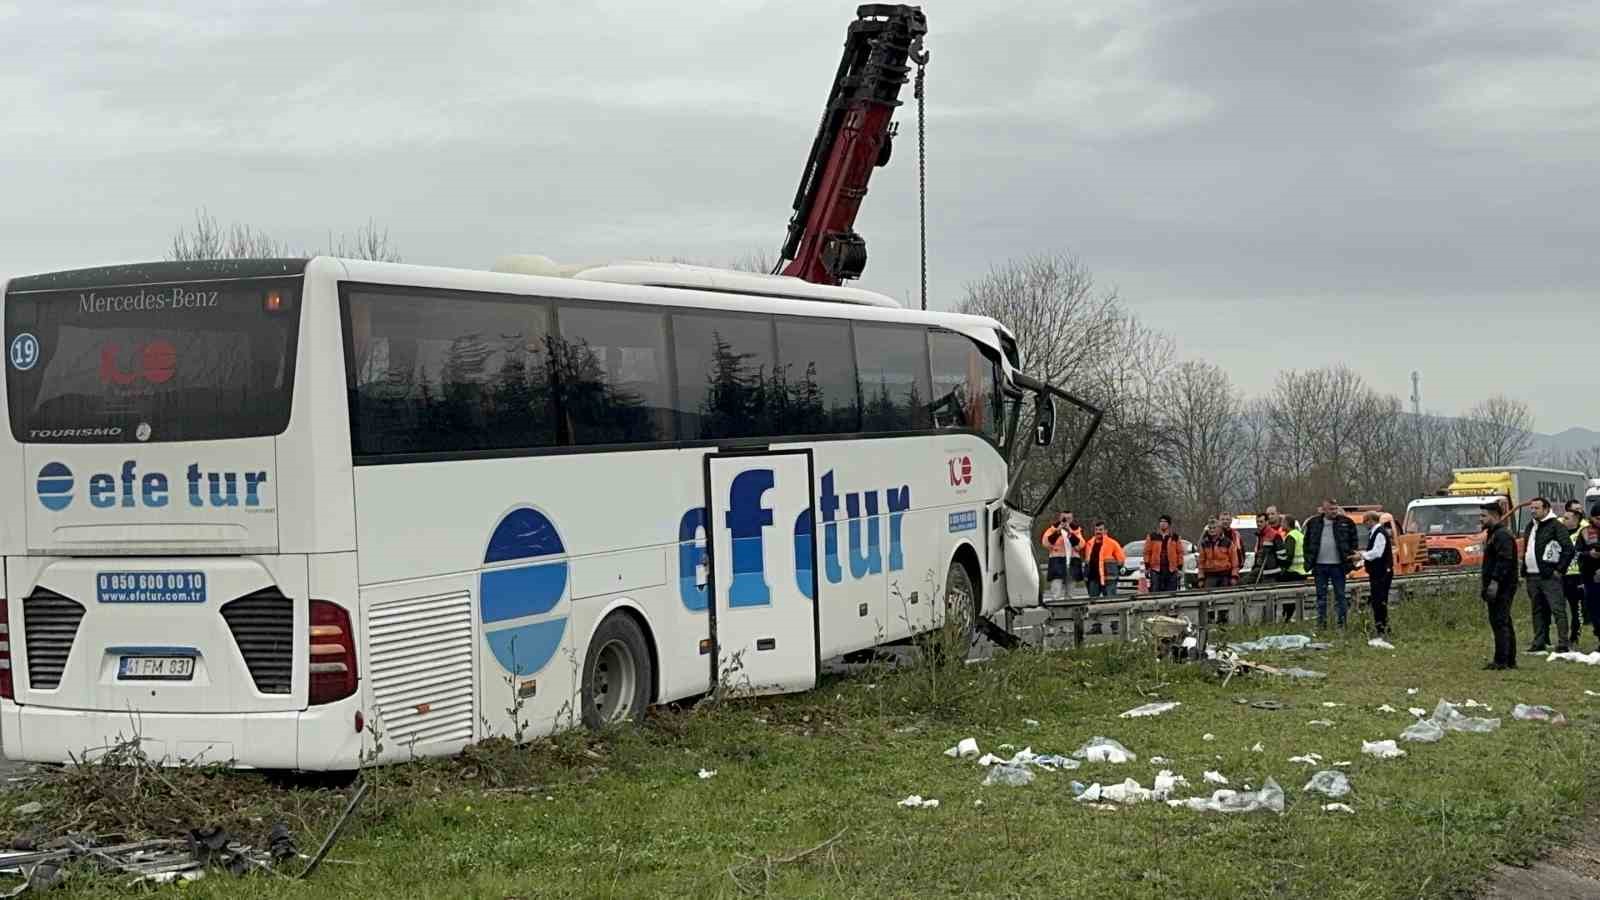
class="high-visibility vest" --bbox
[1287,529,1308,575]
[1569,522,1587,576]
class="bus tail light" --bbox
[308,600,357,705]
[0,598,11,700]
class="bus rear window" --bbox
[5,278,302,443]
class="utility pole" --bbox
[1410,371,1421,417]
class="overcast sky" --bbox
[2,0,1595,429]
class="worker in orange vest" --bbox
[1041,511,1084,601]
[1082,520,1127,599]
[1198,519,1239,589]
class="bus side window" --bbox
[670,311,777,441]
[774,318,860,436]
[854,324,932,434]
[553,303,672,446]
[927,330,1000,442]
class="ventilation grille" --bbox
[24,590,86,691]
[369,589,475,748]
[220,590,294,695]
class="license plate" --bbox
[118,656,195,681]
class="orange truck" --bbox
[1403,467,1587,568]
[1342,505,1423,577]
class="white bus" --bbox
[0,257,1089,769]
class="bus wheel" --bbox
[940,559,979,660]
[581,614,653,729]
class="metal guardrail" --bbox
[1007,567,1479,650]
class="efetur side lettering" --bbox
[676,468,910,610]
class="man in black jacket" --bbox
[1576,521,1600,651]
[1479,502,1520,669]
[1303,500,1359,628]
[1523,496,1575,652]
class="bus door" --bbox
[704,450,820,695]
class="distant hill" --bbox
[1527,427,1600,461]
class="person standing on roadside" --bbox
[1359,511,1395,636]
[1041,511,1083,602]
[1145,515,1185,594]
[1082,520,1126,599]
[1562,507,1587,646]
[1278,517,1307,584]
[1480,502,1520,669]
[1252,513,1285,584]
[1198,519,1238,589]
[1523,497,1573,653]
[1303,499,1358,628]
[1575,521,1600,651]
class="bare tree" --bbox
[1155,361,1247,527]
[1451,395,1535,467]
[168,208,401,262]
[728,248,776,274]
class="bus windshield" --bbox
[5,277,301,443]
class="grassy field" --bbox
[7,588,1599,899]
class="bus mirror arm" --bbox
[1004,374,1104,519]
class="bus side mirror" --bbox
[1033,395,1056,446]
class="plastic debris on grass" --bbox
[1152,770,1189,800]
[1229,635,1312,652]
[1023,718,1041,727]
[1288,753,1324,765]
[1303,770,1351,798]
[982,764,1036,787]
[697,768,718,779]
[1149,756,1170,765]
[1546,650,1600,666]
[1377,704,1397,713]
[1168,778,1285,815]
[898,795,940,809]
[1362,740,1406,760]
[1101,779,1153,805]
[1202,733,1216,742]
[1120,701,1181,719]
[1462,699,1492,710]
[1368,637,1395,650]
[1074,736,1137,764]
[1407,707,1427,717]
[1431,700,1500,733]
[1250,743,1264,753]
[1333,760,1352,767]
[1400,718,1444,743]
[1321,702,1345,708]
[1511,704,1566,725]
[945,737,980,759]
[1308,719,1335,727]
[1406,688,1419,695]
[1585,690,1600,698]
[1280,668,1326,680]
[1204,770,1229,785]
[1323,803,1356,814]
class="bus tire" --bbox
[581,613,654,729]
[940,557,979,660]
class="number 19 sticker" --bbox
[9,333,39,371]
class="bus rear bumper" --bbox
[0,696,365,771]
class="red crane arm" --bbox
[777,4,926,286]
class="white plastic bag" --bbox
[1399,718,1444,743]
[982,764,1035,787]
[1362,740,1406,760]
[1511,704,1566,725]
[1169,778,1285,814]
[1432,700,1500,733]
[1229,635,1313,652]
[1120,701,1181,719]
[1368,638,1395,650]
[1100,778,1152,805]
[1073,736,1137,764]
[1203,770,1229,785]
[1302,770,1351,798]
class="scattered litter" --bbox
[1120,701,1181,719]
[1399,719,1444,743]
[1152,770,1189,800]
[1168,778,1285,815]
[1202,733,1216,742]
[0,824,305,886]
[998,743,1015,751]
[1545,650,1600,666]
[1407,707,1427,718]
[1074,736,1137,764]
[1323,803,1356,814]
[1368,637,1395,650]
[1250,743,1264,753]
[1280,668,1326,680]
[1585,690,1599,698]
[1303,770,1351,798]
[982,764,1036,787]
[898,795,940,809]
[1376,704,1397,713]
[976,753,1003,767]
[1306,642,1334,651]
[1462,699,1490,710]
[1333,760,1352,767]
[1023,718,1040,728]
[1406,688,1419,695]
[1511,704,1567,725]
[1288,753,1324,765]
[697,768,718,779]
[1431,700,1500,734]
[12,802,42,818]
[1031,754,1080,771]
[1229,635,1313,652]
[945,737,980,759]
[1149,756,1170,765]
[1307,719,1335,727]
[1362,740,1407,760]
[1250,700,1286,711]
[1203,770,1229,785]
[1321,702,1345,708]
[1100,778,1154,805]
